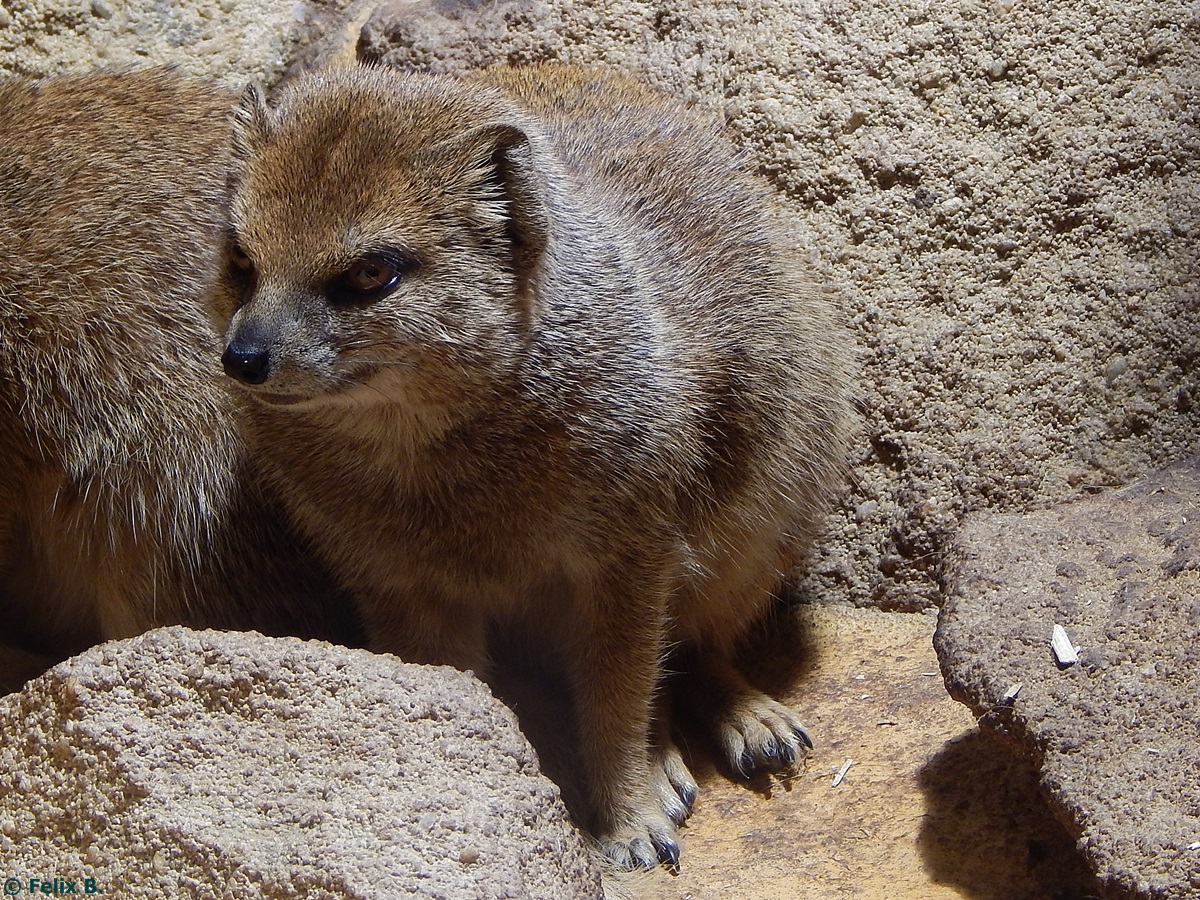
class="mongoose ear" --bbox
[231,83,271,160]
[453,124,550,278]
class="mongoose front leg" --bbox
[360,588,490,675]
[569,572,680,871]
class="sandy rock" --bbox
[936,457,1200,899]
[319,0,1200,612]
[0,0,343,83]
[355,0,562,73]
[0,627,603,899]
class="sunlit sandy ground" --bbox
[635,606,1099,900]
[498,604,1100,900]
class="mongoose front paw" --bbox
[718,693,813,778]
[651,741,698,825]
[599,815,682,872]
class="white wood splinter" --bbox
[1051,624,1080,667]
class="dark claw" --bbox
[653,835,681,874]
[628,837,658,869]
[666,796,690,825]
[677,781,697,815]
[761,737,780,765]
[793,725,814,750]
[776,740,796,767]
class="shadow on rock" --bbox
[917,728,1099,900]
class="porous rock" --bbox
[936,457,1200,899]
[0,627,603,899]
[0,0,344,83]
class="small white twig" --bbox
[1051,624,1079,667]
[832,758,854,787]
[998,682,1023,704]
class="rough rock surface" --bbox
[0,0,349,84]
[0,628,603,899]
[936,457,1200,899]
[326,0,1200,612]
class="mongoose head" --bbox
[215,66,549,426]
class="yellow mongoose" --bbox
[217,63,855,868]
[0,68,358,691]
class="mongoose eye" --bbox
[327,250,417,305]
[348,258,399,292]
[225,240,257,310]
[229,242,254,273]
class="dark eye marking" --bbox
[326,250,419,306]
[229,241,254,273]
[225,234,257,309]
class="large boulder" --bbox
[0,628,603,899]
[0,0,343,83]
[936,458,1200,899]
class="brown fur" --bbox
[216,62,856,868]
[0,68,359,691]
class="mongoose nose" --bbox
[222,342,271,385]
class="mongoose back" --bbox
[217,62,856,869]
[0,68,359,690]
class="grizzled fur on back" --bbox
[0,68,358,686]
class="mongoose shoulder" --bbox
[218,62,856,869]
[0,68,359,690]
